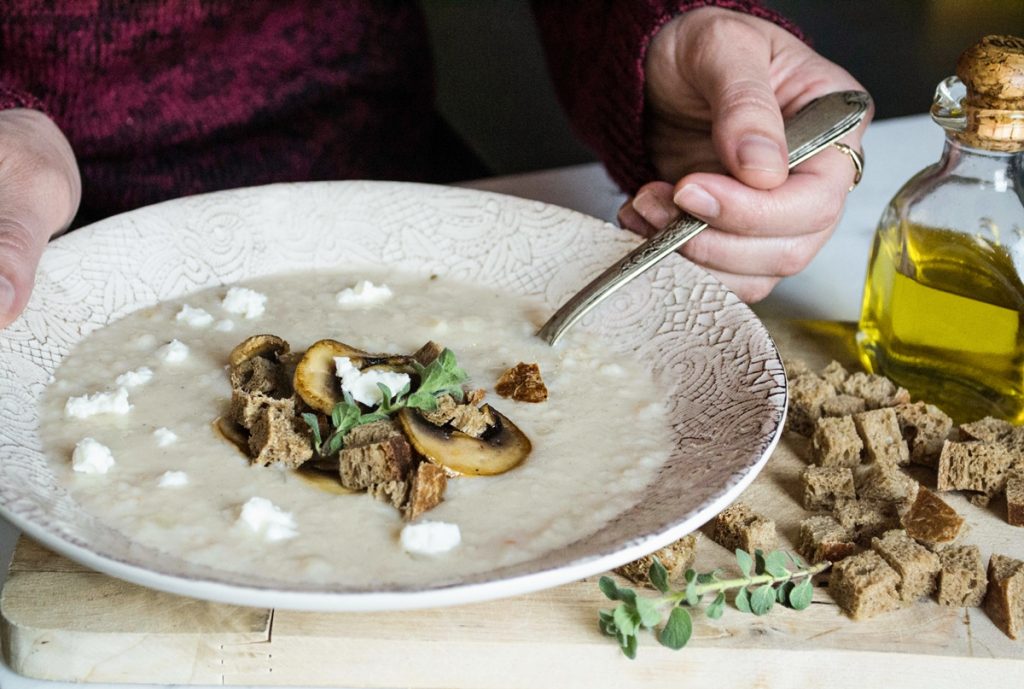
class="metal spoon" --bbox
[537,90,872,346]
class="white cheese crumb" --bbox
[158,470,189,488]
[221,287,267,319]
[214,319,235,332]
[335,280,393,308]
[334,356,410,406]
[237,497,297,542]
[115,366,153,388]
[158,339,190,364]
[64,387,132,419]
[71,438,115,474]
[153,427,178,447]
[400,521,461,555]
[175,304,214,328]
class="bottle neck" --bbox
[939,134,1022,188]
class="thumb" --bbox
[0,216,48,328]
[693,27,787,190]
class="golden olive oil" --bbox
[857,222,1024,423]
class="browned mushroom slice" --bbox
[228,334,290,369]
[397,405,531,476]
[293,339,413,414]
[213,415,250,456]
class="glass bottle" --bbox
[857,35,1024,423]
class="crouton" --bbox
[495,362,548,403]
[248,400,313,468]
[985,554,1024,639]
[405,462,448,520]
[412,341,444,367]
[829,550,901,620]
[894,402,953,469]
[936,545,987,607]
[871,529,940,602]
[853,408,909,466]
[842,372,908,409]
[801,466,856,511]
[821,394,867,418]
[787,375,837,436]
[615,534,699,586]
[856,464,918,504]
[937,440,1013,497]
[1008,468,1024,527]
[811,416,863,468]
[797,515,856,564]
[834,498,902,545]
[338,420,413,490]
[901,487,964,547]
[959,416,1013,443]
[708,503,776,554]
[821,360,850,387]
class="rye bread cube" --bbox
[708,502,776,555]
[894,401,953,469]
[834,498,902,545]
[797,515,856,564]
[856,464,919,504]
[615,534,699,586]
[829,550,901,620]
[785,358,814,378]
[959,416,1013,443]
[842,372,909,410]
[802,466,856,511]
[853,408,910,467]
[985,554,1024,640]
[787,374,837,437]
[901,487,964,547]
[821,394,867,418]
[871,529,941,602]
[937,439,1013,496]
[1008,469,1024,527]
[812,416,863,468]
[821,360,850,387]
[936,545,987,607]
[404,462,448,520]
[338,420,413,490]
[248,400,313,468]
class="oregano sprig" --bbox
[301,348,470,456]
[598,549,829,658]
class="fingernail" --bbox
[632,190,677,228]
[0,276,14,319]
[738,134,785,173]
[673,184,720,219]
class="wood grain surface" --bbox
[1,319,1021,687]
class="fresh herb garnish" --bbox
[301,348,469,456]
[598,549,828,658]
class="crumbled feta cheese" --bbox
[64,387,132,419]
[158,470,189,487]
[221,287,267,319]
[214,319,235,332]
[400,521,461,555]
[71,438,115,474]
[237,497,297,542]
[175,304,214,328]
[115,366,153,388]
[334,356,410,406]
[158,339,190,363]
[131,333,157,350]
[335,280,393,308]
[153,427,178,447]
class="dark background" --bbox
[421,0,1024,177]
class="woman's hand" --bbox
[0,108,80,328]
[619,7,871,302]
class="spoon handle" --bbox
[537,90,871,346]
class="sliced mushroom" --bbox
[397,405,531,476]
[228,334,290,369]
[296,466,358,495]
[293,339,413,414]
[213,415,250,456]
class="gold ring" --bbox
[833,142,864,191]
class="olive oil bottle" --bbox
[857,35,1024,423]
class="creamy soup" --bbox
[41,272,673,588]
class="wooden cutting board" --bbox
[2,319,1021,687]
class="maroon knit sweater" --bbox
[0,1,796,224]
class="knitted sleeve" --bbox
[0,84,44,112]
[531,1,803,194]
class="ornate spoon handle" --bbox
[537,90,871,346]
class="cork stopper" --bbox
[954,35,1024,151]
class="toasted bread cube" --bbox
[901,487,964,547]
[985,554,1024,640]
[708,503,776,555]
[797,515,856,564]
[495,362,548,403]
[615,534,699,587]
[937,440,1013,498]
[338,420,413,490]
[369,479,410,509]
[853,408,909,467]
[811,416,863,468]
[802,466,856,511]
[834,498,902,545]
[856,464,918,504]
[248,400,312,468]
[871,529,940,602]
[821,394,867,418]
[936,545,987,607]
[229,355,288,396]
[959,416,1013,442]
[894,402,953,469]
[821,360,850,387]
[787,374,837,436]
[404,462,448,520]
[829,550,901,620]
[1008,469,1024,527]
[842,372,908,409]
[412,340,444,367]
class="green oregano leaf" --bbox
[598,609,617,636]
[777,581,794,605]
[789,578,814,611]
[635,597,662,628]
[754,549,767,576]
[598,576,620,601]
[684,579,701,606]
[658,607,693,650]
[736,549,753,577]
[750,585,775,616]
[648,557,670,594]
[301,413,322,451]
[619,632,638,659]
[706,592,726,619]
[735,587,752,613]
[613,603,641,637]
[764,551,791,579]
